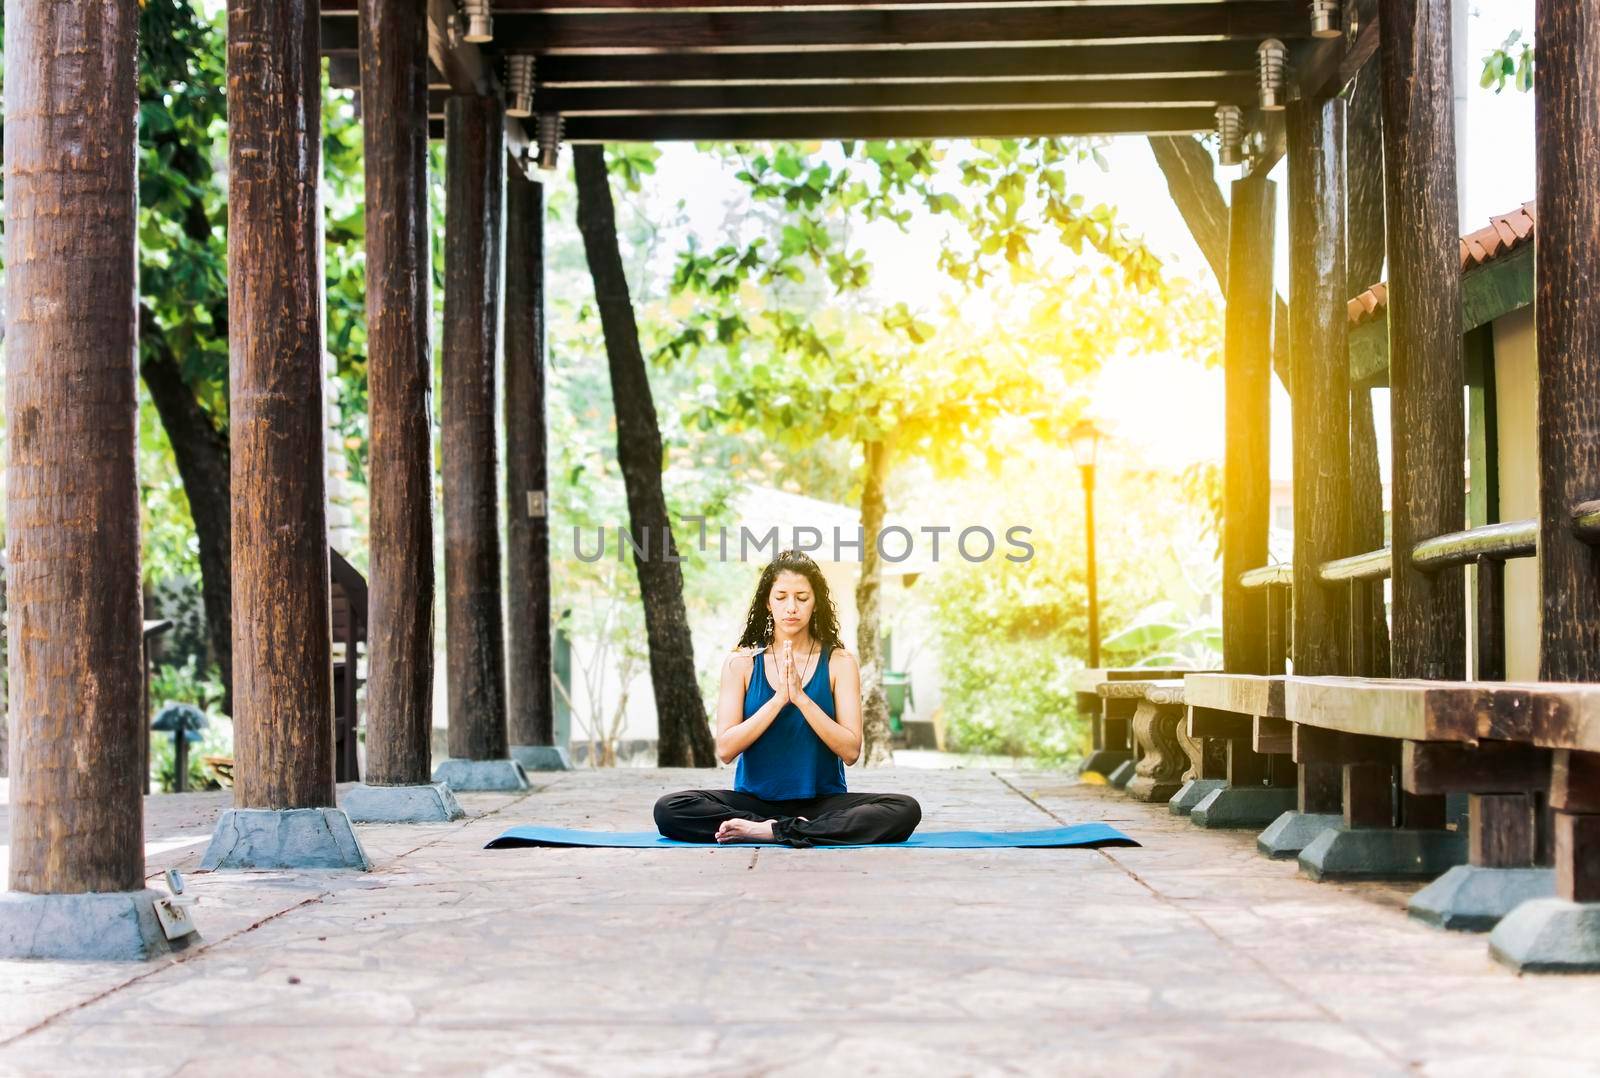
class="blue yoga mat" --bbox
[484,822,1137,850]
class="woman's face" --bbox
[767,570,816,634]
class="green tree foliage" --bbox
[1481,29,1535,94]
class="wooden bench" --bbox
[1280,677,1586,920]
[1177,673,1301,831]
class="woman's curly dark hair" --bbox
[735,550,843,652]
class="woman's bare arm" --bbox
[714,650,787,765]
[793,648,863,766]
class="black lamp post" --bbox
[1070,420,1103,669]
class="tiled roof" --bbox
[1347,201,1536,326]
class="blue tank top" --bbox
[734,645,848,800]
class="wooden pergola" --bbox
[4,0,1599,968]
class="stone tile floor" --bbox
[2,769,1598,1076]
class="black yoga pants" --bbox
[654,788,922,848]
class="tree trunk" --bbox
[572,144,716,769]
[855,439,895,767]
[442,94,510,763]
[1147,134,1291,390]
[1287,96,1352,677]
[5,0,145,893]
[505,166,555,751]
[139,324,235,716]
[361,0,437,784]
[227,0,337,809]
[1379,0,1465,682]
[1346,24,1392,679]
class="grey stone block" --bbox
[1298,825,1468,882]
[1078,750,1131,777]
[1191,785,1297,829]
[1106,760,1137,790]
[200,808,373,872]
[1489,898,1600,973]
[342,782,466,824]
[1408,865,1557,932]
[1169,779,1228,816]
[1257,811,1341,859]
[0,889,189,961]
[433,757,530,792]
[510,744,572,771]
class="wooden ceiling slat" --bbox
[326,0,1290,10]
[556,105,1217,139]
[426,75,1251,113]
[324,4,1303,55]
[425,108,1216,140]
[526,41,1258,84]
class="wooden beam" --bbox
[4,0,145,893]
[1287,95,1351,677]
[1535,0,1600,682]
[328,0,1307,11]
[1379,0,1465,682]
[1293,723,1400,766]
[327,5,1309,55]
[514,76,1256,114]
[1469,793,1541,869]
[1187,706,1253,739]
[558,107,1215,141]
[1343,762,1394,827]
[229,0,337,810]
[505,166,555,752]
[363,0,438,786]
[443,95,512,763]
[1400,740,1552,796]
[1254,715,1293,754]
[524,40,1262,85]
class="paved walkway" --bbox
[2,769,1598,1076]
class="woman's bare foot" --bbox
[715,818,776,843]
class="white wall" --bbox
[1493,306,1539,681]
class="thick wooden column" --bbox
[228,0,336,809]
[1535,2,1600,684]
[1221,174,1275,676]
[360,0,436,785]
[1534,0,1600,905]
[1287,97,1351,677]
[1379,0,1465,682]
[4,0,144,893]
[505,165,555,750]
[1346,9,1391,679]
[442,95,510,762]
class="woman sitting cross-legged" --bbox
[654,549,922,848]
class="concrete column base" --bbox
[342,782,466,824]
[200,808,373,872]
[1256,811,1341,859]
[432,758,530,792]
[0,888,192,961]
[1106,760,1137,790]
[1298,825,1467,882]
[1489,898,1600,973]
[1078,750,1132,778]
[1169,779,1228,816]
[510,744,572,771]
[1191,786,1297,829]
[1408,865,1557,932]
